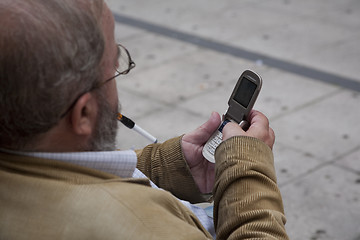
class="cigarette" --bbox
[117,113,158,143]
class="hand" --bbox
[181,112,221,193]
[222,110,275,149]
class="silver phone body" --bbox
[202,70,262,163]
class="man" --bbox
[0,0,289,239]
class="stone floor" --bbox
[107,1,360,239]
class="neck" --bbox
[23,118,91,152]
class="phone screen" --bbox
[233,77,257,108]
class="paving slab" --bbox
[110,0,360,82]
[117,107,206,150]
[272,89,360,162]
[230,16,360,80]
[116,30,199,72]
[273,142,324,186]
[116,84,168,119]
[114,22,144,41]
[116,47,252,105]
[336,148,360,173]
[107,0,360,239]
[280,165,360,240]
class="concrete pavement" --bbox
[107,0,360,239]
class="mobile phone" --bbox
[202,70,262,163]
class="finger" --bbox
[268,127,275,149]
[198,112,221,137]
[208,112,222,131]
[222,110,267,141]
[248,110,269,127]
[183,112,221,144]
[247,110,275,149]
[247,113,268,136]
[222,122,246,141]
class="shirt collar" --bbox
[0,148,138,178]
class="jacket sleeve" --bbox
[213,136,289,240]
[135,136,206,203]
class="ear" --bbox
[70,92,98,136]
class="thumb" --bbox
[183,112,221,144]
[201,112,222,139]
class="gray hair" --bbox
[0,0,105,149]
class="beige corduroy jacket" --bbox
[0,136,288,239]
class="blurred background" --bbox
[107,1,360,239]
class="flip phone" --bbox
[202,70,262,163]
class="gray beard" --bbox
[86,96,120,151]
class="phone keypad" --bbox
[202,120,231,162]
[206,131,223,155]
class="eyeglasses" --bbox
[101,44,136,86]
[92,43,136,90]
[59,44,135,118]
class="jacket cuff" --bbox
[136,136,205,203]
